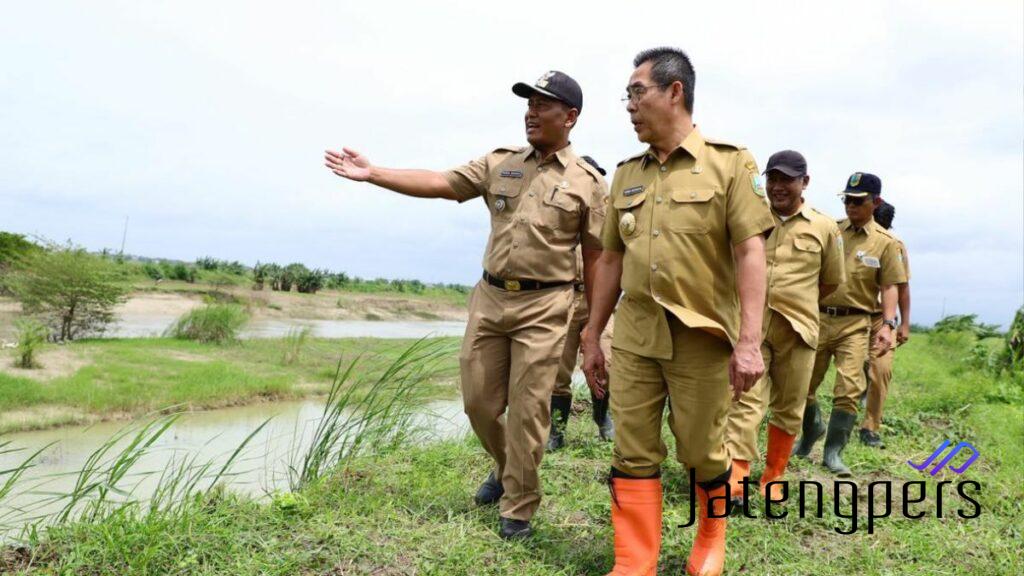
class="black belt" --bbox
[574,282,585,293]
[819,306,871,317]
[483,271,571,292]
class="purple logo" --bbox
[907,440,980,476]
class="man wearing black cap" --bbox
[724,150,845,504]
[793,172,906,476]
[324,71,607,540]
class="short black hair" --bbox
[874,199,896,229]
[633,47,695,113]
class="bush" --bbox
[165,304,249,344]
[2,244,130,341]
[280,326,312,365]
[14,319,48,369]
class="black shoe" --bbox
[822,410,857,477]
[546,395,572,451]
[499,517,533,540]
[859,428,884,448]
[592,392,615,442]
[792,402,826,458]
[474,471,504,506]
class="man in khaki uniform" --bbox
[324,71,606,540]
[860,200,911,447]
[724,150,845,504]
[548,156,615,451]
[581,48,774,576]
[793,172,906,477]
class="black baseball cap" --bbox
[841,172,882,197]
[763,150,807,178]
[512,71,583,112]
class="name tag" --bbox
[623,185,644,197]
[500,170,523,179]
[861,256,880,268]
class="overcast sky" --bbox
[1,1,1021,326]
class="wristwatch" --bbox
[882,318,898,330]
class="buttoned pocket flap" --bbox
[793,238,822,253]
[670,188,715,203]
[613,187,648,209]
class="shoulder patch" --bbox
[575,158,603,182]
[617,150,648,167]
[703,136,746,150]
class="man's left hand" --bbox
[729,341,764,401]
[897,323,910,346]
[874,325,894,354]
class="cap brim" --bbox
[763,166,805,177]
[840,190,871,197]
[511,82,569,106]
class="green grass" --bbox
[2,333,1021,575]
[0,336,460,433]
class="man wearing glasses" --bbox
[792,173,906,476]
[581,47,773,576]
[324,71,607,540]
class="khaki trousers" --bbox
[807,314,872,414]
[552,290,614,397]
[458,279,574,521]
[725,309,817,461]
[610,313,732,482]
[862,314,896,431]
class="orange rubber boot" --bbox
[686,484,728,576]
[759,424,797,502]
[727,459,750,506]
[605,477,662,576]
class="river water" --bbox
[108,314,467,339]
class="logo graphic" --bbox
[907,440,980,476]
[849,172,862,187]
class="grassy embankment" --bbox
[0,336,460,434]
[1,331,1021,575]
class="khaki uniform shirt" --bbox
[444,145,607,284]
[601,127,775,359]
[872,233,910,314]
[765,202,846,349]
[822,218,908,313]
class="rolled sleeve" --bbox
[443,155,489,203]
[879,240,908,285]
[726,150,775,245]
[581,180,608,250]
[821,223,846,285]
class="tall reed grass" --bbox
[165,304,249,344]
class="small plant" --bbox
[13,319,48,369]
[280,326,312,366]
[165,304,249,344]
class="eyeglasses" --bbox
[842,195,868,206]
[621,83,669,103]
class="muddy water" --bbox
[0,397,469,537]
[106,314,466,339]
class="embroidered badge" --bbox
[751,173,766,197]
[623,185,644,197]
[494,198,506,213]
[500,170,523,179]
[849,172,862,187]
[619,212,636,236]
[862,256,880,268]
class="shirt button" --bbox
[653,229,660,237]
[513,242,519,248]
[538,166,545,172]
[528,192,534,197]
[651,264,658,272]
[659,165,667,172]
[656,197,663,204]
[500,187,506,193]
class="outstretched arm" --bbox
[325,147,459,201]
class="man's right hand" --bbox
[580,327,608,399]
[325,147,372,182]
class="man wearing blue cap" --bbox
[793,172,907,476]
[324,71,607,540]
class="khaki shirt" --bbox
[444,144,607,284]
[822,218,908,313]
[872,233,910,314]
[601,127,775,358]
[765,202,846,349]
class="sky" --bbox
[1,0,1021,327]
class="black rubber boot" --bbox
[499,517,533,540]
[474,471,504,506]
[546,395,572,451]
[792,401,826,458]
[592,390,614,442]
[859,428,884,448]
[822,410,857,477]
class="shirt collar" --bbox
[842,217,875,235]
[641,125,705,169]
[773,200,813,223]
[525,143,574,167]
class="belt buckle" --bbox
[826,306,839,316]
[505,280,521,291]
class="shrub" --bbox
[165,304,249,344]
[14,319,48,369]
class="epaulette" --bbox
[576,158,603,182]
[875,225,898,241]
[616,150,648,167]
[493,145,526,154]
[703,136,746,150]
